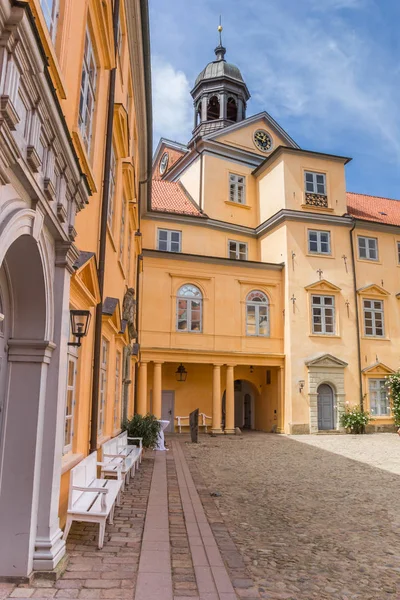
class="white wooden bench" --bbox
[101,431,142,491]
[175,413,212,433]
[63,451,123,549]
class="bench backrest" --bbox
[102,436,119,458]
[117,431,128,449]
[69,451,97,507]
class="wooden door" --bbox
[317,384,334,430]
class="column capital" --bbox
[225,364,236,369]
[139,360,149,365]
[213,363,223,368]
[8,339,56,364]
[153,360,164,365]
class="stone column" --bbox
[153,362,162,419]
[201,95,208,122]
[277,365,285,433]
[237,98,244,122]
[212,364,223,434]
[137,361,148,415]
[220,93,227,120]
[0,340,55,577]
[33,243,78,571]
[225,365,235,434]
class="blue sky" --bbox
[149,0,400,199]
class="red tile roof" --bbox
[151,180,204,217]
[347,192,400,226]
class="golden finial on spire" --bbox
[218,15,223,46]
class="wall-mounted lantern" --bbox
[68,310,91,348]
[298,380,305,393]
[175,363,188,382]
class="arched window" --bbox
[246,290,269,337]
[227,97,237,121]
[0,292,3,336]
[177,285,202,332]
[207,95,220,121]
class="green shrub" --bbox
[123,413,161,449]
[340,405,371,434]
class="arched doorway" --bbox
[0,234,49,576]
[317,384,335,430]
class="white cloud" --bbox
[308,0,365,9]
[151,56,193,145]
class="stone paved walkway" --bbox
[4,438,257,600]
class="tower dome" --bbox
[190,29,250,142]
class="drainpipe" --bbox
[89,0,120,453]
[349,218,364,410]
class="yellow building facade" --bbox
[140,39,399,436]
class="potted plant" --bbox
[123,413,161,450]
[340,405,371,434]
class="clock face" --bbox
[160,152,169,175]
[253,130,273,153]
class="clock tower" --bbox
[190,26,250,143]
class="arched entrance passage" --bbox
[317,384,335,430]
[222,380,257,430]
[0,234,50,576]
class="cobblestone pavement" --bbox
[290,433,400,475]
[188,433,400,600]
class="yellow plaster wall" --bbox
[140,254,284,355]
[201,155,258,227]
[179,158,201,207]
[142,217,258,260]
[257,159,286,224]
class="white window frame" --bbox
[114,351,121,430]
[397,241,400,265]
[119,197,126,262]
[358,236,378,261]
[229,173,246,204]
[176,285,202,333]
[108,145,116,230]
[99,337,108,434]
[311,295,335,335]
[304,171,326,195]
[157,229,182,252]
[40,0,59,41]
[308,230,331,255]
[369,378,389,416]
[64,353,77,454]
[228,240,248,260]
[246,290,270,337]
[78,28,97,153]
[363,299,384,337]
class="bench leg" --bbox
[98,521,106,549]
[63,517,72,542]
[117,489,122,506]
[108,503,115,525]
[130,463,135,478]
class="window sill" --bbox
[176,330,203,334]
[225,200,251,210]
[96,434,111,449]
[357,257,382,265]
[369,415,392,420]
[107,223,117,252]
[61,452,84,475]
[71,129,97,193]
[309,333,340,338]
[361,336,390,341]
[301,204,334,213]
[306,252,334,259]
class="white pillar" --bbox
[153,362,162,419]
[0,340,55,577]
[225,365,235,434]
[33,243,77,571]
[212,364,223,434]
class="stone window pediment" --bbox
[362,362,394,376]
[357,284,390,297]
[305,353,348,369]
[305,279,341,294]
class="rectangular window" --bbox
[119,197,126,262]
[311,295,335,335]
[78,28,97,153]
[113,351,121,429]
[228,240,248,260]
[99,338,108,434]
[358,236,378,261]
[41,0,59,41]
[108,145,116,229]
[369,379,389,416]
[308,230,331,254]
[304,171,326,195]
[229,173,246,204]
[396,241,400,264]
[157,229,181,252]
[64,354,77,454]
[363,299,384,337]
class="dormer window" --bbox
[229,173,245,204]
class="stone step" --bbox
[315,430,343,435]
